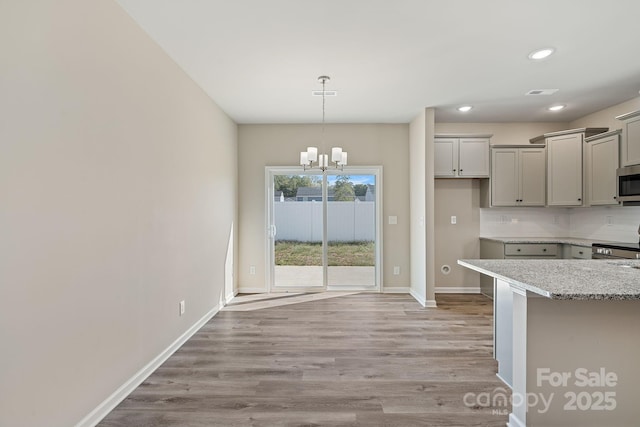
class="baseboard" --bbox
[382,287,410,294]
[237,287,267,294]
[507,412,525,427]
[434,286,481,294]
[75,303,222,427]
[409,288,426,307]
[425,299,437,308]
[225,290,237,305]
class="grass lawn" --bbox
[275,241,375,266]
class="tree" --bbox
[274,175,319,198]
[353,184,368,198]
[332,175,355,201]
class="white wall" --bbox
[480,208,571,237]
[409,111,427,303]
[0,2,237,426]
[237,124,410,292]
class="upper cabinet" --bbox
[546,132,584,206]
[585,130,621,206]
[616,110,640,167]
[491,146,546,207]
[434,135,490,178]
[530,128,608,207]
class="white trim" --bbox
[434,286,481,294]
[225,290,238,305]
[237,287,268,294]
[382,287,411,294]
[410,287,426,307]
[76,304,221,427]
[425,300,438,308]
[265,166,383,293]
[507,413,526,427]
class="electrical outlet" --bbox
[606,215,614,226]
[393,266,400,275]
[179,300,185,316]
[451,216,457,225]
[249,266,256,275]
[388,216,398,225]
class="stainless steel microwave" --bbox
[617,164,640,202]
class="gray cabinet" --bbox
[569,245,591,259]
[480,240,560,297]
[585,130,621,206]
[616,110,640,167]
[491,146,545,206]
[531,128,608,207]
[434,136,490,178]
[546,132,584,206]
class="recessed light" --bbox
[528,48,555,60]
[548,105,565,111]
[458,105,472,112]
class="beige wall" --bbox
[0,2,237,426]
[434,179,481,290]
[570,96,640,130]
[237,124,410,291]
[435,122,569,145]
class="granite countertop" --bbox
[458,259,640,300]
[479,237,612,247]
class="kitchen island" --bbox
[459,259,640,427]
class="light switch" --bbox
[388,216,398,225]
[451,216,457,224]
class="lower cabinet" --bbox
[567,245,591,259]
[479,241,560,298]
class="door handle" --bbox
[268,225,277,239]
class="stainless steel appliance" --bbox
[617,164,640,203]
[592,242,640,259]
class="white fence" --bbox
[274,201,375,242]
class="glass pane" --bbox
[326,174,376,287]
[273,174,324,288]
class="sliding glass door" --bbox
[266,167,381,292]
[326,173,378,288]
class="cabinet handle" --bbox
[579,251,584,255]
[460,169,463,172]
[453,169,456,172]
[578,198,582,201]
[543,248,547,252]
[614,196,617,199]
[517,248,521,252]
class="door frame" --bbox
[265,166,383,293]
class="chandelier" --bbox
[300,76,348,171]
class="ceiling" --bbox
[116,0,640,124]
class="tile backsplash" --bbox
[480,206,640,243]
[570,206,640,243]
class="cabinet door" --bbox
[434,138,458,177]
[519,148,546,206]
[491,148,519,206]
[589,134,619,205]
[547,133,583,206]
[458,138,489,177]
[622,115,640,167]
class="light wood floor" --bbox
[99,293,510,426]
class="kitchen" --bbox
[436,96,640,425]
[434,96,640,295]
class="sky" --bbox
[326,175,375,186]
